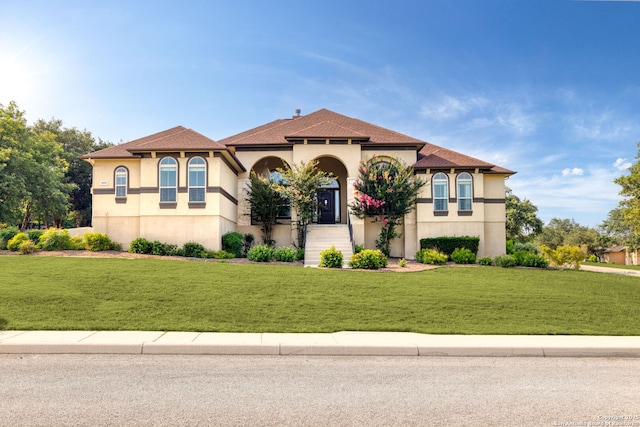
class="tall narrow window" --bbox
[115,167,127,198]
[433,173,448,211]
[188,157,206,202]
[457,172,472,211]
[159,157,177,202]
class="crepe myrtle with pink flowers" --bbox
[349,156,426,256]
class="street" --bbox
[1,355,638,426]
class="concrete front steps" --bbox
[304,224,354,267]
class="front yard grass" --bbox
[1,257,639,335]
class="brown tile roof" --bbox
[218,108,424,146]
[81,126,229,159]
[415,142,515,174]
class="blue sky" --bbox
[1,0,639,227]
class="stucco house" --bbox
[81,108,514,260]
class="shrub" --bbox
[419,236,479,256]
[38,228,75,251]
[519,253,549,268]
[450,247,476,264]
[148,240,177,256]
[18,240,37,255]
[83,232,119,251]
[415,248,448,265]
[7,232,29,252]
[247,244,275,262]
[349,249,387,270]
[201,249,234,259]
[243,234,255,257]
[129,237,152,254]
[478,256,494,266]
[354,244,365,254]
[182,242,206,258]
[540,245,585,269]
[513,242,539,254]
[295,248,305,261]
[0,226,20,250]
[26,229,44,243]
[398,258,407,268]
[506,240,515,255]
[222,232,244,258]
[320,246,344,268]
[588,255,598,263]
[494,254,517,268]
[274,247,297,262]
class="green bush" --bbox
[201,249,234,259]
[513,242,539,254]
[519,253,549,268]
[7,232,30,251]
[83,232,120,251]
[38,228,75,251]
[415,248,448,265]
[18,240,37,255]
[247,244,275,262]
[222,232,243,258]
[275,247,297,262]
[349,249,387,270]
[243,234,255,257]
[478,256,494,266]
[420,236,479,256]
[295,248,305,261]
[26,229,44,243]
[182,242,206,258]
[398,258,407,268]
[450,247,476,264]
[506,240,515,255]
[129,237,152,254]
[149,240,178,256]
[0,226,20,250]
[494,254,517,268]
[540,245,584,269]
[354,244,365,254]
[320,246,344,268]
[588,255,598,263]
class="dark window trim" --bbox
[458,210,473,216]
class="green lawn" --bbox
[1,256,639,335]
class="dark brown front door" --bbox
[317,190,335,224]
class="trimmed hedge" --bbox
[420,236,480,256]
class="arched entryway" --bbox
[314,156,348,225]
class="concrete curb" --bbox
[1,331,640,357]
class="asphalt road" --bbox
[1,355,639,426]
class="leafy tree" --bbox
[0,102,73,228]
[611,143,640,248]
[244,171,288,246]
[505,187,543,242]
[598,207,640,250]
[275,160,335,248]
[349,156,426,256]
[32,119,112,227]
[534,218,598,255]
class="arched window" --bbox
[115,167,127,198]
[433,173,448,211]
[159,157,177,202]
[457,172,473,211]
[188,157,206,202]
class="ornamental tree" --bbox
[275,160,335,248]
[349,156,426,256]
[244,171,288,246]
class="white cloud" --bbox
[562,167,584,176]
[614,158,632,170]
[419,95,488,120]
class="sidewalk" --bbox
[2,330,640,357]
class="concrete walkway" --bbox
[1,330,640,357]
[580,264,640,276]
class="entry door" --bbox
[317,190,335,224]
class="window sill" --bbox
[188,202,206,209]
[115,197,127,204]
[159,202,177,209]
[458,210,473,216]
[434,211,449,216]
